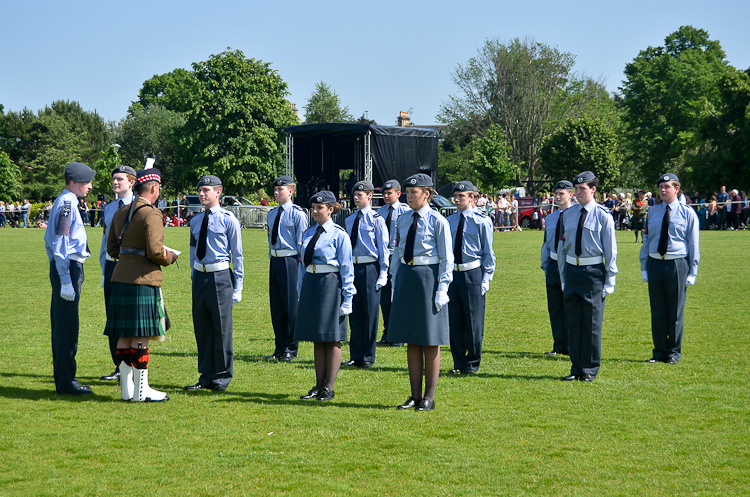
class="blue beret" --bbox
[136,168,161,185]
[112,165,137,177]
[382,180,400,191]
[404,173,433,188]
[657,173,679,185]
[574,171,596,185]
[273,175,294,187]
[64,162,96,182]
[352,180,374,192]
[553,180,574,191]
[197,175,222,188]
[310,190,337,204]
[451,181,478,195]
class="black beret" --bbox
[112,165,137,177]
[136,168,161,185]
[310,190,337,204]
[382,180,400,191]
[574,171,596,184]
[451,181,478,195]
[64,162,96,182]
[553,180,574,191]
[352,180,374,192]
[197,175,222,188]
[404,173,433,188]
[657,173,679,185]
[273,175,294,187]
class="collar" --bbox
[581,201,596,213]
[357,206,372,215]
[321,219,335,232]
[667,200,679,209]
[458,206,475,215]
[119,193,135,204]
[416,205,431,217]
[281,200,293,210]
[389,200,401,209]
[207,204,221,214]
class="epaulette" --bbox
[373,212,380,218]
[476,209,488,218]
[334,224,347,232]
[292,204,303,211]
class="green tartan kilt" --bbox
[104,282,169,341]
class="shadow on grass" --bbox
[211,391,394,409]
[0,385,126,402]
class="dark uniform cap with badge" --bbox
[197,175,222,188]
[310,190,337,205]
[136,168,162,185]
[273,175,294,187]
[451,180,478,195]
[382,179,400,191]
[404,173,433,188]
[574,171,597,185]
[112,165,137,177]
[65,162,97,182]
[553,180,574,191]
[352,180,374,192]
[657,173,679,185]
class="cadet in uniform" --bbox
[640,173,700,365]
[446,181,495,374]
[98,165,136,382]
[389,174,453,411]
[558,171,617,382]
[266,175,308,362]
[376,179,410,347]
[44,162,97,395]
[294,191,355,402]
[342,180,389,368]
[185,176,244,392]
[540,180,574,356]
[105,168,178,402]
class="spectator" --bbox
[510,194,519,230]
[708,195,718,230]
[618,193,630,230]
[179,194,189,220]
[631,191,646,242]
[89,201,97,227]
[6,202,15,227]
[157,195,168,213]
[21,199,31,228]
[44,200,53,221]
[494,195,506,230]
[698,194,707,230]
[0,201,5,228]
[78,198,88,224]
[730,189,742,230]
[741,191,749,229]
[716,185,729,230]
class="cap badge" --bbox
[663,175,669,181]
[459,184,465,190]
[317,196,323,202]
[118,166,125,172]
[203,178,210,184]
[410,179,416,185]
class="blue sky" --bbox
[2,0,748,126]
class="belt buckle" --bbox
[576,257,580,266]
[312,265,317,274]
[661,255,665,260]
[202,264,207,272]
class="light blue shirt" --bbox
[297,218,356,304]
[447,207,495,285]
[558,201,618,288]
[99,193,134,277]
[376,200,411,250]
[390,205,454,292]
[267,201,308,257]
[344,206,389,276]
[44,189,90,285]
[189,204,244,290]
[540,207,565,273]
[639,200,700,277]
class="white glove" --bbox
[435,291,450,312]
[641,270,649,283]
[561,283,565,292]
[60,283,76,301]
[232,289,242,304]
[339,301,352,316]
[686,275,696,287]
[100,276,105,288]
[375,274,388,291]
[602,284,614,297]
[481,280,490,296]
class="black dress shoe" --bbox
[561,374,578,381]
[448,368,462,375]
[645,357,659,363]
[397,396,419,409]
[100,370,120,381]
[359,361,373,369]
[341,359,357,367]
[300,386,320,399]
[184,383,205,391]
[264,354,279,361]
[415,399,435,411]
[666,357,678,365]
[211,384,227,392]
[579,374,595,382]
[388,342,404,347]
[58,385,93,395]
[317,387,335,401]
[376,338,389,347]
[544,350,559,356]
[278,353,294,362]
[461,368,477,375]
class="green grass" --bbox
[0,226,748,496]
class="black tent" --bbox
[284,123,439,206]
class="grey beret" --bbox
[64,162,96,182]
[352,180,374,192]
[404,173,433,188]
[310,190,337,204]
[574,171,597,185]
[197,175,222,188]
[657,173,679,185]
[553,180,574,191]
[273,175,294,187]
[136,168,161,184]
[112,165,137,177]
[451,181,478,195]
[382,180,400,191]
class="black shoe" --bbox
[264,354,279,361]
[645,357,659,363]
[100,370,120,381]
[376,338,390,347]
[388,342,404,347]
[359,361,374,369]
[58,385,93,395]
[461,368,477,375]
[184,383,205,391]
[415,399,435,411]
[561,374,578,381]
[211,384,227,392]
[300,386,320,399]
[397,396,419,409]
[317,387,335,401]
[341,359,357,367]
[579,374,595,382]
[448,368,462,375]
[666,357,678,365]
[544,351,559,356]
[278,353,294,362]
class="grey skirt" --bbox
[294,272,348,343]
[387,264,449,346]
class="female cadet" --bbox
[294,191,355,402]
[388,173,453,411]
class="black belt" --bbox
[120,246,146,256]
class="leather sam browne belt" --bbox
[401,255,440,266]
[305,264,339,274]
[120,246,146,257]
[649,253,685,261]
[454,260,481,272]
[566,255,604,266]
[193,261,230,273]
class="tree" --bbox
[303,82,354,123]
[0,151,22,202]
[467,124,517,190]
[356,113,377,125]
[132,68,197,114]
[539,117,622,192]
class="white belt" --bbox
[649,253,685,261]
[566,255,604,266]
[105,254,117,262]
[454,259,481,272]
[401,255,439,266]
[353,255,377,264]
[193,261,230,273]
[70,254,87,263]
[550,252,558,261]
[306,264,339,274]
[270,249,298,258]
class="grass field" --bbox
[0,226,748,496]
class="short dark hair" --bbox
[136,180,158,195]
[586,178,599,189]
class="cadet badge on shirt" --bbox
[56,201,72,236]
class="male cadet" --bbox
[558,171,617,382]
[266,175,308,361]
[446,181,495,374]
[376,179,411,347]
[44,162,97,395]
[540,180,574,356]
[98,165,136,382]
[640,173,700,365]
[185,176,244,391]
[342,180,389,368]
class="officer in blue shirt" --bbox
[375,179,411,347]
[44,162,97,395]
[185,175,244,392]
[266,175,308,362]
[98,165,136,382]
[640,173,700,365]
[341,180,389,368]
[540,180,574,356]
[446,181,495,374]
[558,171,618,382]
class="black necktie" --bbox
[118,199,124,208]
[271,207,282,246]
[385,205,393,240]
[350,210,362,249]
[554,213,563,250]
[304,225,325,267]
[454,213,465,264]
[658,205,671,256]
[575,208,587,257]
[197,210,210,261]
[403,212,419,263]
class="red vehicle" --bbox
[518,207,542,229]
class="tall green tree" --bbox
[303,82,354,124]
[132,68,197,114]
[0,151,22,202]
[467,124,518,190]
